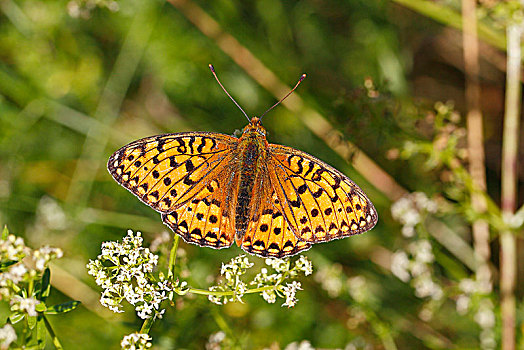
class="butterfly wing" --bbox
[108,132,239,249]
[108,132,236,213]
[267,144,378,244]
[239,167,311,258]
[162,165,239,249]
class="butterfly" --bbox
[107,65,377,258]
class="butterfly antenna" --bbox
[260,73,306,120]
[209,64,250,122]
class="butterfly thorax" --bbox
[233,117,269,243]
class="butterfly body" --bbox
[233,117,269,243]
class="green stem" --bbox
[185,285,275,297]
[167,235,180,282]
[139,317,155,334]
[43,315,63,350]
[210,307,241,349]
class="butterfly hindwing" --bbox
[108,132,236,213]
[268,144,378,243]
[161,177,236,249]
[241,188,311,258]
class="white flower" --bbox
[149,231,171,252]
[0,234,29,261]
[88,230,169,319]
[410,240,434,264]
[265,258,289,273]
[294,256,313,276]
[10,295,40,317]
[413,275,442,300]
[0,324,16,350]
[220,255,254,282]
[284,340,315,350]
[401,225,416,238]
[413,192,437,213]
[0,263,28,286]
[459,278,477,294]
[36,196,67,230]
[390,251,410,282]
[314,264,343,297]
[33,246,63,271]
[206,331,226,350]
[456,294,470,315]
[347,276,367,303]
[120,332,152,350]
[261,290,277,304]
[475,299,495,329]
[281,281,302,308]
[391,197,421,226]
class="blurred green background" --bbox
[0,0,521,349]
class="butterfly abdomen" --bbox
[234,134,267,242]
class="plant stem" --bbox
[43,315,63,350]
[139,317,155,334]
[461,0,492,293]
[167,235,180,282]
[500,23,522,350]
[186,285,275,297]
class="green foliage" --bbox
[0,227,80,349]
[1,0,523,348]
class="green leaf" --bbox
[0,260,18,271]
[35,302,47,313]
[9,312,24,324]
[1,225,8,240]
[28,314,37,329]
[36,316,47,349]
[44,301,81,315]
[38,268,51,301]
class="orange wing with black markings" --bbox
[108,132,239,249]
[108,132,236,212]
[267,144,377,243]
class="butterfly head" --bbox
[242,117,267,137]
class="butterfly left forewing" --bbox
[268,144,377,243]
[108,132,236,213]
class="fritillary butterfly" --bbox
[108,65,377,258]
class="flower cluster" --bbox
[0,232,62,301]
[314,263,343,297]
[120,332,152,350]
[391,239,442,301]
[475,298,496,350]
[453,278,495,349]
[33,246,63,272]
[205,331,226,350]
[208,254,312,308]
[0,234,29,262]
[87,230,172,320]
[208,255,254,304]
[391,192,437,237]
